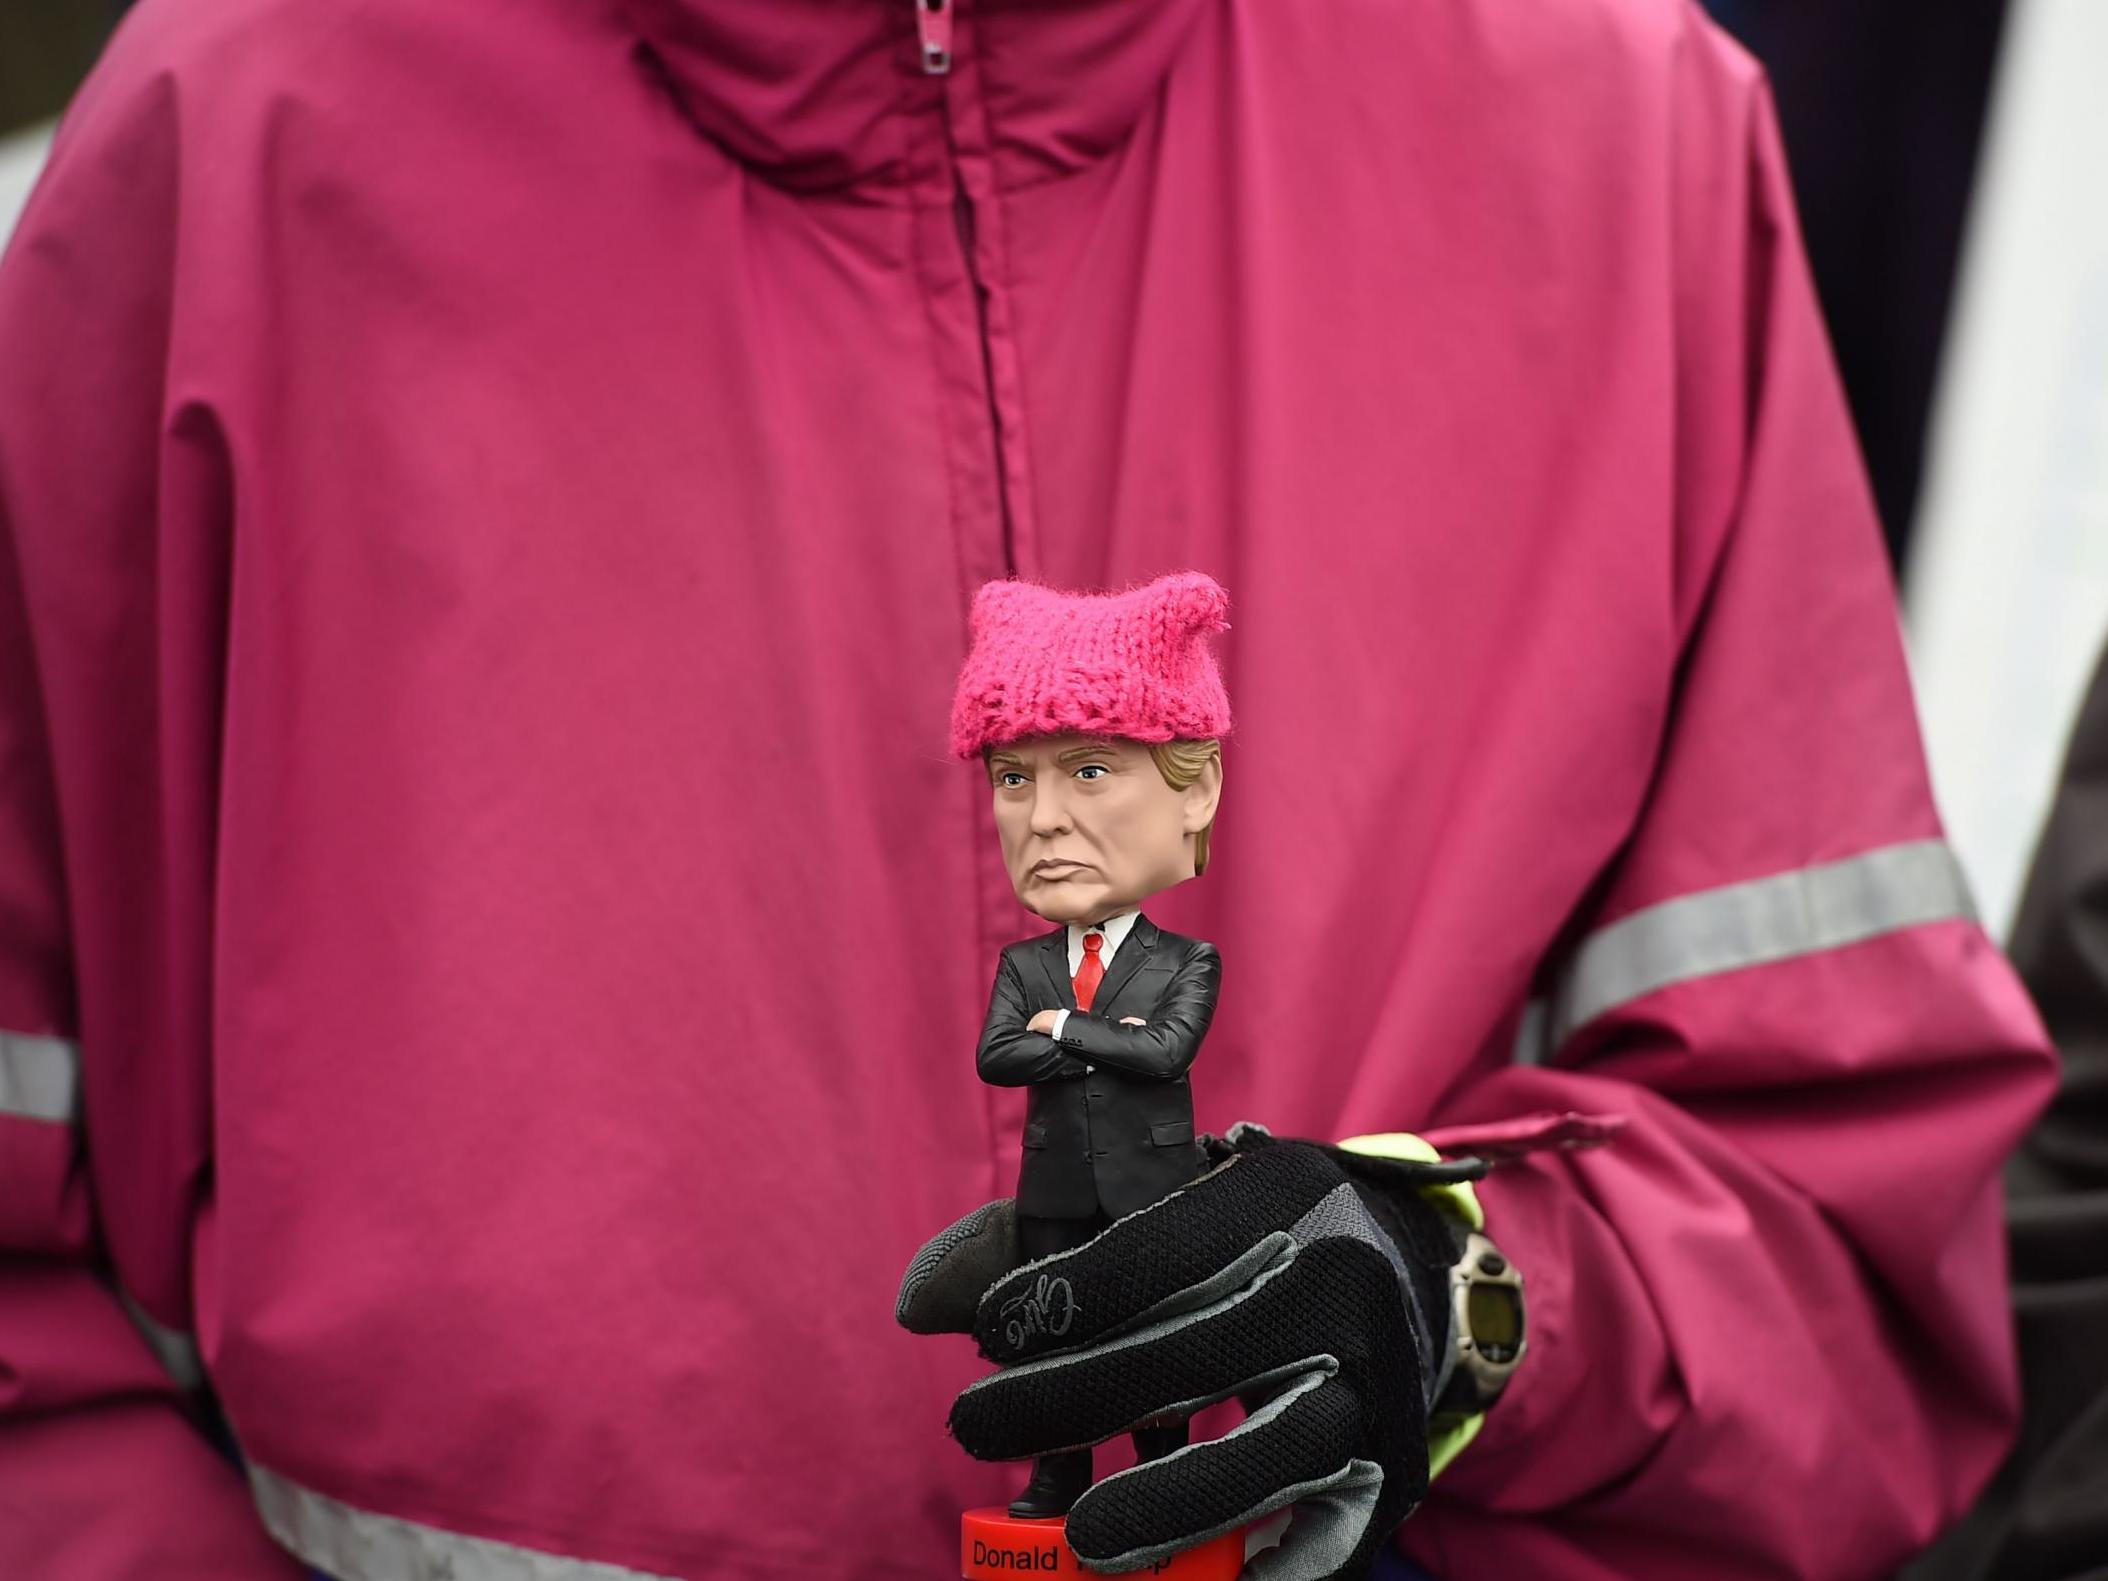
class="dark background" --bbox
[0,0,121,134]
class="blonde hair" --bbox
[1150,739,1222,876]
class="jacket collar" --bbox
[613,0,1214,197]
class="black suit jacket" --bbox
[975,915,1220,1220]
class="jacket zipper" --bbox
[917,0,954,75]
[919,0,1018,572]
[950,176,1019,575]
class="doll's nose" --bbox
[1029,781,1073,836]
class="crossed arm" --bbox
[975,946,1221,1089]
[1051,945,1220,1082]
[975,954,1092,1086]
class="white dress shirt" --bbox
[1048,909,1140,1043]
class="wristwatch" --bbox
[1332,1129,1529,1457]
[1432,1226,1526,1420]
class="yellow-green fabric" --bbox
[1336,1131,1488,1481]
[1337,1131,1485,1228]
[1427,1412,1484,1479]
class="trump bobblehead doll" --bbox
[948,572,1230,1519]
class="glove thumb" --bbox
[896,1198,1021,1335]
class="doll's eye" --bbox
[998,772,1029,788]
[1074,764,1109,780]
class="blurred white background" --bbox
[1905,0,2108,937]
[0,124,51,243]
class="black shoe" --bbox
[1009,1451,1091,1519]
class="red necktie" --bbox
[1073,931,1106,1012]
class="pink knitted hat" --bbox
[949,572,1233,758]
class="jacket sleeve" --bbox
[976,953,1090,1087]
[1407,26,2057,1581]
[1054,944,1220,1082]
[0,38,304,1581]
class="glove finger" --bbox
[951,1233,1366,1462]
[1064,1369,1366,1576]
[1237,1458,1388,1581]
[896,1198,1018,1336]
[974,1143,1349,1362]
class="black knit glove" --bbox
[896,1128,1483,1579]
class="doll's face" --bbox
[989,734,1222,926]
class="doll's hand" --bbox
[1028,1010,1060,1035]
[909,1133,1488,1580]
[1119,1016,1147,1025]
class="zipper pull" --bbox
[918,0,953,74]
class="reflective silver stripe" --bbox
[249,1464,682,1581]
[0,1032,209,1388]
[0,1029,78,1122]
[1543,839,1977,1051]
[1510,998,1550,1066]
[117,1285,205,1392]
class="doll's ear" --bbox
[1181,750,1224,835]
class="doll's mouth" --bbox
[1031,860,1092,879]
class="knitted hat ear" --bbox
[970,578,1039,626]
[1151,572,1231,639]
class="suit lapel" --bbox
[1092,914,1157,1017]
[1037,927,1077,1012]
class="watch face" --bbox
[1437,1230,1527,1419]
[1467,1281,1523,1361]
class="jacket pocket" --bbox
[1148,1119,1194,1148]
[1022,1122,1049,1150]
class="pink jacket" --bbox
[0,1,2053,1578]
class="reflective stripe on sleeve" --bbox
[1,1030,210,1388]
[1536,839,1977,1054]
[249,1464,683,1581]
[0,1029,78,1123]
[118,1285,206,1391]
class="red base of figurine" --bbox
[961,1508,1245,1579]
